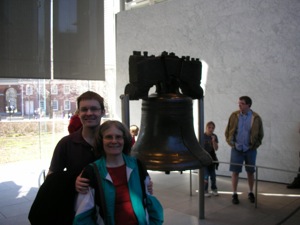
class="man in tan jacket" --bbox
[225,96,264,204]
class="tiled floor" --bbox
[0,160,300,225]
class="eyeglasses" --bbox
[103,135,124,141]
[79,107,101,113]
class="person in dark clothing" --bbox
[203,121,219,197]
[29,91,105,225]
[48,91,105,177]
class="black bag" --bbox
[28,171,77,225]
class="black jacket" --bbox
[28,171,77,225]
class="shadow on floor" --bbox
[0,161,300,225]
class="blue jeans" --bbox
[204,165,217,191]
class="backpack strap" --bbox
[136,159,147,207]
[92,162,108,223]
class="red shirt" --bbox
[107,165,138,225]
[131,137,136,146]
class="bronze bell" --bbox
[131,93,212,172]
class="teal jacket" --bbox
[73,154,148,225]
[225,110,264,150]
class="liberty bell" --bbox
[125,51,212,172]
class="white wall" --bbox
[115,0,300,183]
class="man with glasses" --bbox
[225,96,264,205]
[30,91,153,225]
[48,91,105,178]
[30,91,105,225]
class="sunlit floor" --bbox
[0,160,300,225]
[152,170,300,225]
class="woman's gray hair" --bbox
[95,120,132,158]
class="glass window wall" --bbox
[0,78,110,165]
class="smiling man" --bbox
[48,91,105,177]
[29,91,105,225]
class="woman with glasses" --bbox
[73,120,163,225]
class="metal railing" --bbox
[190,161,300,219]
[38,160,300,219]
